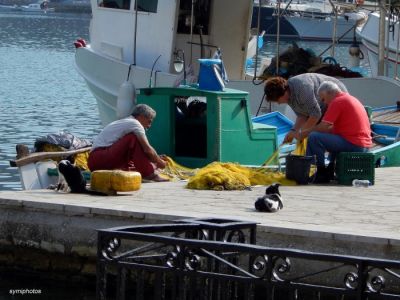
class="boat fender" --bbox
[116,80,136,119]
[74,41,83,48]
[349,43,363,58]
[77,38,87,47]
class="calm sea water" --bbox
[0,11,371,192]
[0,11,102,191]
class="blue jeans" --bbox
[306,132,368,166]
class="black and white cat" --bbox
[254,183,283,213]
[56,160,106,195]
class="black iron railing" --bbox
[96,219,400,300]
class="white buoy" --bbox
[116,65,136,119]
[348,42,362,68]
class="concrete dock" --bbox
[0,167,399,277]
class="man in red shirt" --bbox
[297,81,372,183]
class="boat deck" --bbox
[372,108,400,126]
[0,167,400,259]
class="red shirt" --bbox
[322,92,372,148]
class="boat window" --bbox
[98,0,130,10]
[97,0,157,12]
[174,96,207,158]
[177,0,211,34]
[135,0,158,13]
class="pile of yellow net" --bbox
[159,140,310,190]
[41,144,90,170]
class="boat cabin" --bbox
[89,0,253,80]
[137,87,277,167]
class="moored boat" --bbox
[11,85,281,189]
[252,0,366,42]
[357,11,400,78]
[0,4,22,11]
[74,0,303,125]
[253,109,400,168]
[21,2,55,12]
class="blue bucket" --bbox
[198,59,225,91]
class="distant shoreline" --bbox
[0,0,92,14]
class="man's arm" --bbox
[283,115,319,143]
[136,134,166,168]
[297,120,332,140]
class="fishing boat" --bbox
[357,11,400,78]
[252,0,366,42]
[74,0,400,127]
[370,123,400,167]
[253,109,400,168]
[21,2,55,12]
[75,0,290,125]
[371,103,400,127]
[0,4,22,11]
[11,86,279,189]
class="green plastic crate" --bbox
[336,152,375,185]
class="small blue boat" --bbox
[253,111,400,168]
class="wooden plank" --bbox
[10,147,91,167]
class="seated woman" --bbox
[296,81,372,183]
[88,104,168,182]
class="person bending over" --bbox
[264,73,347,144]
[88,104,168,182]
[296,81,372,183]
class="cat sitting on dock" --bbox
[254,183,283,213]
[56,160,106,195]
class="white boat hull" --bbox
[75,47,296,125]
[285,15,359,42]
[357,12,400,78]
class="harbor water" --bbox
[0,11,102,191]
[0,11,372,193]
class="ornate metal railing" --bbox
[96,218,400,300]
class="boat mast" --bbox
[190,0,195,63]
[276,0,281,75]
[133,0,138,65]
[395,19,400,79]
[378,0,386,76]
[328,0,338,57]
[385,0,391,77]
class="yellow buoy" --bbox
[91,170,142,194]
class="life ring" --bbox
[323,56,338,65]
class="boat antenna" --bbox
[133,0,138,65]
[149,55,162,88]
[198,25,205,58]
[252,0,263,85]
[127,64,133,81]
[190,0,196,62]
[275,0,281,76]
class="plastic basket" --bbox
[285,154,315,185]
[336,152,375,185]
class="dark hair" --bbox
[264,77,289,102]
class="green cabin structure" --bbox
[137,87,277,168]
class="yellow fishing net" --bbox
[159,147,296,190]
[40,144,90,170]
[292,138,308,156]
